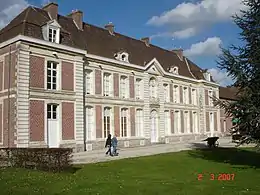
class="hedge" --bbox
[0,148,73,172]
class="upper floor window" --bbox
[163,83,170,102]
[169,66,179,74]
[191,89,197,105]
[86,69,94,95]
[183,87,189,104]
[149,77,157,98]
[49,28,57,42]
[120,75,128,98]
[103,73,113,97]
[114,52,129,62]
[135,78,143,99]
[209,90,213,106]
[42,20,61,44]
[173,85,179,103]
[47,61,58,90]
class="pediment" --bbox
[46,19,61,28]
[147,64,161,75]
[145,58,164,76]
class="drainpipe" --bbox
[7,46,12,148]
[83,58,87,151]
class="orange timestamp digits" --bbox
[197,173,235,181]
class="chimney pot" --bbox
[172,49,183,61]
[141,37,150,47]
[43,2,58,20]
[105,22,115,35]
[68,10,83,31]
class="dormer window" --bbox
[49,27,57,42]
[169,66,179,74]
[114,51,129,62]
[204,71,211,81]
[42,20,61,44]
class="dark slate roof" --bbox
[0,6,207,80]
[219,86,238,101]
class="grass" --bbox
[1,148,260,195]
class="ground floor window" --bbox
[104,107,111,138]
[136,109,143,137]
[121,108,128,137]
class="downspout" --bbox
[7,46,11,148]
[83,58,87,151]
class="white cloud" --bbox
[208,68,234,86]
[0,0,29,29]
[147,0,246,39]
[184,37,222,56]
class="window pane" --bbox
[47,83,52,89]
[53,63,57,70]
[47,111,52,119]
[53,76,56,84]
[53,112,57,119]
[47,62,51,69]
[47,69,51,76]
[53,70,57,77]
[52,83,56,90]
[53,105,57,112]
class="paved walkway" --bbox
[72,137,254,164]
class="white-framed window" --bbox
[174,110,181,133]
[120,75,128,98]
[191,89,197,105]
[209,90,213,106]
[163,83,170,102]
[183,87,189,104]
[135,78,143,99]
[169,66,179,74]
[47,104,58,119]
[115,52,129,62]
[149,77,157,98]
[103,73,112,97]
[184,111,190,133]
[86,69,94,95]
[103,107,111,138]
[164,110,171,135]
[173,85,179,103]
[47,61,58,90]
[193,112,198,133]
[136,109,143,137]
[120,108,128,137]
[86,106,95,140]
[48,27,57,43]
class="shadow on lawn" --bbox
[188,146,260,169]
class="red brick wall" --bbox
[129,76,135,98]
[113,73,119,97]
[62,102,74,140]
[29,100,44,141]
[171,110,174,134]
[205,89,209,105]
[62,61,74,91]
[170,84,173,102]
[95,105,102,138]
[4,52,16,89]
[0,61,3,91]
[114,106,120,136]
[30,55,45,88]
[95,70,102,95]
[130,107,135,136]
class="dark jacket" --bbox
[105,134,112,147]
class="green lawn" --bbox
[1,148,260,195]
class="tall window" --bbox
[86,106,94,140]
[47,104,57,119]
[48,28,57,43]
[86,70,94,95]
[47,61,58,90]
[191,89,197,105]
[173,85,179,103]
[164,110,171,135]
[121,108,128,137]
[149,77,157,98]
[120,76,128,98]
[135,78,142,99]
[163,84,170,102]
[104,107,111,138]
[103,73,112,96]
[136,109,143,137]
[209,90,213,106]
[183,87,189,104]
[174,110,180,133]
[184,111,190,133]
[193,112,198,133]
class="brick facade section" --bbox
[3,98,16,147]
[0,62,3,91]
[29,100,44,141]
[129,76,135,98]
[205,89,209,105]
[171,110,174,134]
[114,106,120,136]
[62,102,75,140]
[113,73,119,97]
[30,55,45,88]
[130,107,135,136]
[95,105,102,138]
[181,110,184,133]
[0,104,2,143]
[190,111,193,133]
[214,112,218,131]
[62,61,74,91]
[170,84,173,102]
[95,70,102,95]
[180,86,183,103]
[206,112,209,132]
[4,52,16,89]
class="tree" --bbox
[216,0,260,146]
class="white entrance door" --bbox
[151,110,158,143]
[47,104,59,148]
[210,113,214,137]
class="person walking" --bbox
[105,134,113,156]
[111,134,118,156]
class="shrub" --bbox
[0,148,73,172]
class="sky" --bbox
[0,0,246,86]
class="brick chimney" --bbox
[68,10,83,30]
[172,49,183,61]
[105,22,114,35]
[141,37,150,47]
[43,2,58,20]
